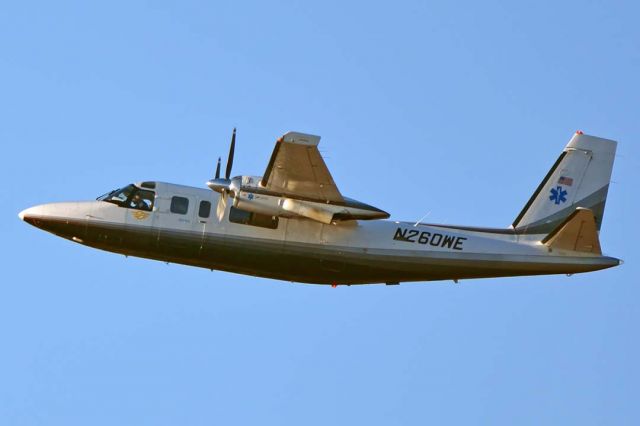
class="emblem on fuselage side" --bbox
[132,210,150,220]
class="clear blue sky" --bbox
[2,1,639,424]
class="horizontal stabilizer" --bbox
[542,208,602,254]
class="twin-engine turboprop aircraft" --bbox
[19,130,621,285]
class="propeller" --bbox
[216,191,228,221]
[207,128,237,220]
[214,157,221,179]
[226,128,235,180]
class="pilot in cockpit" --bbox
[130,192,151,211]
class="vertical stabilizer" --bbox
[512,132,617,234]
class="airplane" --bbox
[19,129,621,286]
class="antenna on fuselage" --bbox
[413,211,431,227]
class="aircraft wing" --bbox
[260,132,344,203]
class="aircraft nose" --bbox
[18,205,47,225]
[19,201,97,243]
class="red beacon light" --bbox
[576,130,584,135]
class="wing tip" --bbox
[281,131,321,146]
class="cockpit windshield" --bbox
[97,184,155,211]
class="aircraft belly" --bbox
[196,232,619,284]
[38,218,619,285]
[266,243,618,284]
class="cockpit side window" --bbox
[97,185,135,205]
[128,189,155,211]
[98,184,155,211]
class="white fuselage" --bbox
[18,181,620,285]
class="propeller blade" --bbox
[216,191,228,221]
[214,157,221,179]
[225,128,236,180]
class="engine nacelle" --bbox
[281,198,334,224]
[233,191,337,224]
[233,191,284,217]
[232,189,388,224]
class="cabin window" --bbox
[229,206,279,229]
[199,201,211,218]
[170,196,189,215]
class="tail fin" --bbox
[512,131,617,235]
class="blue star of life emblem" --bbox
[549,186,568,205]
[248,193,254,200]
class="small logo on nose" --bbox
[132,211,150,220]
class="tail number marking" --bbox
[393,227,466,251]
